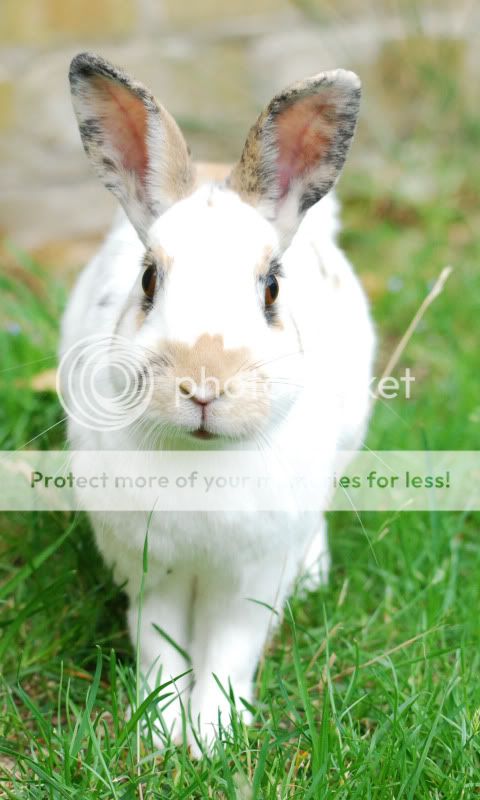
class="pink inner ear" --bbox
[276,95,337,197]
[92,75,148,181]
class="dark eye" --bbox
[142,265,157,299]
[265,274,279,306]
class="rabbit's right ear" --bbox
[69,53,194,243]
[229,69,361,249]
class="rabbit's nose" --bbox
[178,381,223,405]
[190,394,212,407]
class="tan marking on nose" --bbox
[166,334,250,390]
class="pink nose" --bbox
[190,395,212,407]
[178,381,222,406]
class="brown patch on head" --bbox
[166,334,249,392]
[255,245,274,278]
[149,244,173,271]
[195,161,232,186]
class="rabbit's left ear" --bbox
[69,53,194,243]
[229,69,361,248]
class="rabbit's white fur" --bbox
[61,53,375,756]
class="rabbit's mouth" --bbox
[191,427,216,441]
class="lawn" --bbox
[0,32,479,799]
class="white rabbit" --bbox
[60,52,375,756]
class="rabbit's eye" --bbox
[265,275,279,306]
[142,265,157,299]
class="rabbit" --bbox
[60,52,375,757]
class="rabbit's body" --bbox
[61,53,374,755]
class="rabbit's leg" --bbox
[187,554,295,756]
[299,516,330,593]
[127,571,193,747]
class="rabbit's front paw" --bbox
[127,692,187,751]
[187,685,253,758]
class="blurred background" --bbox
[0,0,478,270]
[0,0,479,449]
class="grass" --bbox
[1,20,480,799]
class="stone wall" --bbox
[0,0,476,269]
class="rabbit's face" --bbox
[115,185,302,442]
[69,53,361,441]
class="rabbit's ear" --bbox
[229,70,361,248]
[69,53,194,243]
